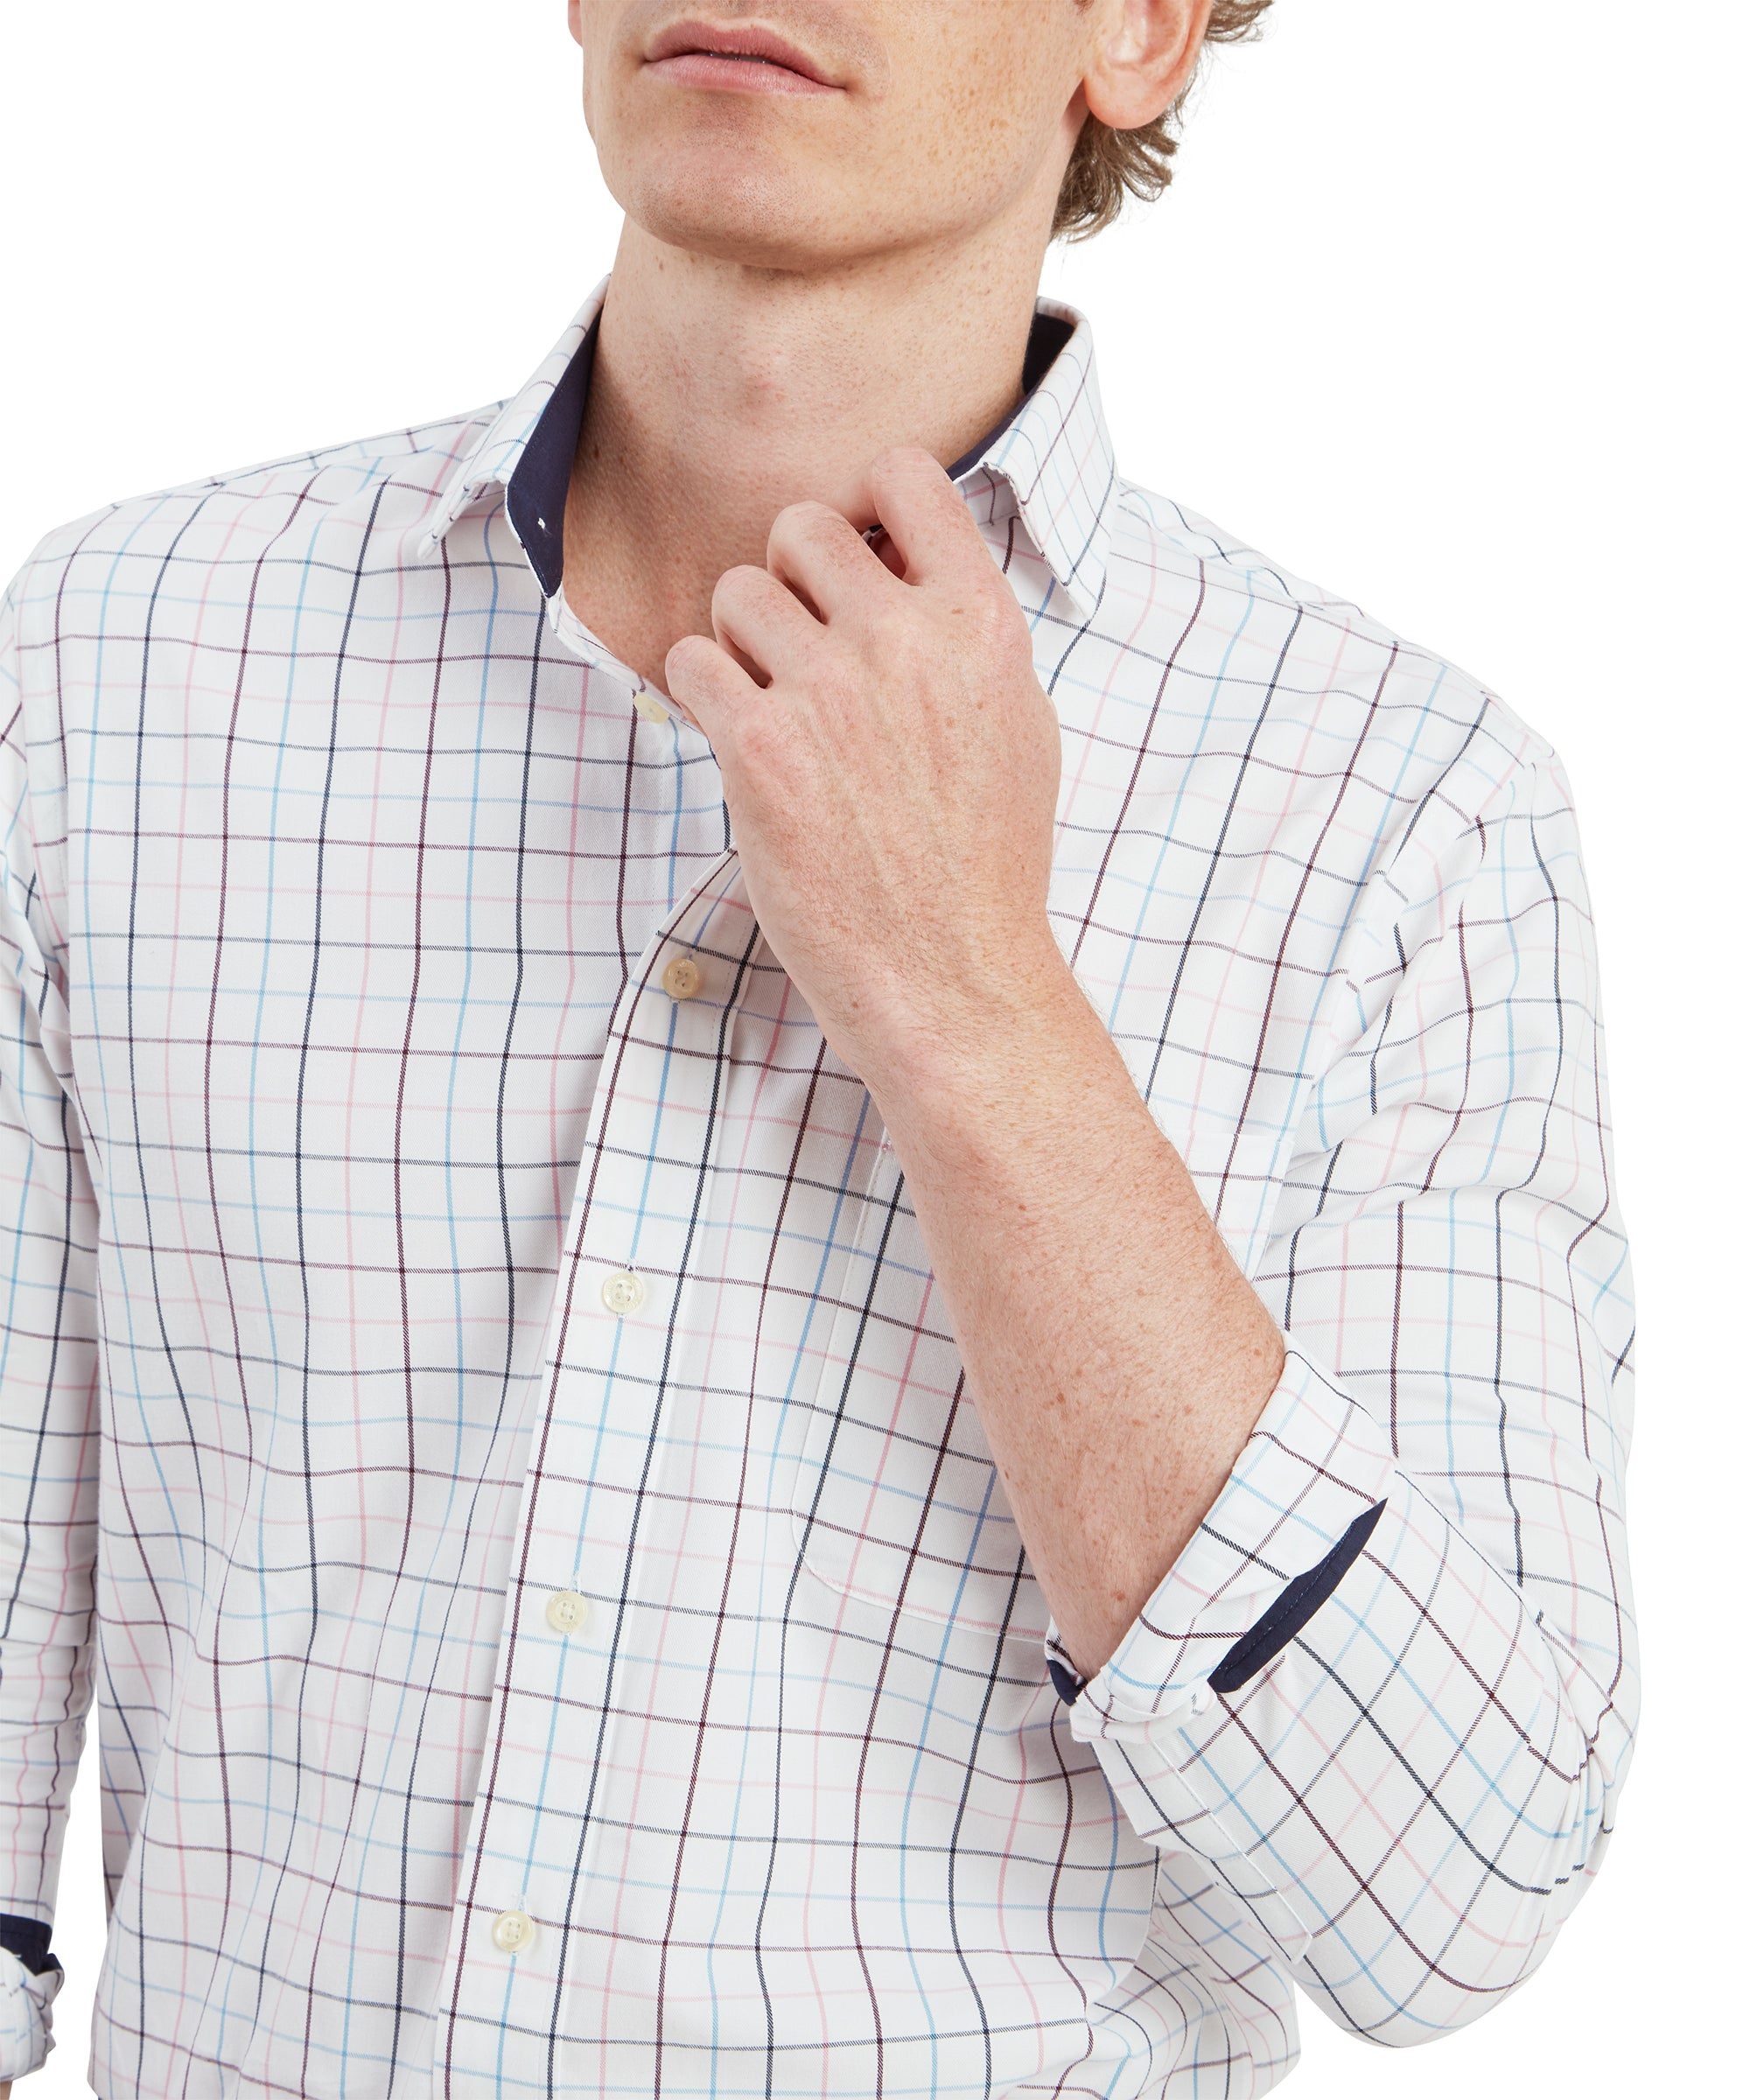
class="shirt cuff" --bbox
[1045,1340,1397,1739]
[0,1942,64,2081]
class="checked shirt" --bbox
[0,277,1637,2099]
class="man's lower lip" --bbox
[645,52,840,97]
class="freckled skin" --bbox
[573,0,1096,271]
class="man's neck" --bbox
[561,219,1047,695]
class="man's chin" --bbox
[614,166,878,276]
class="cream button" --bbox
[633,691,669,725]
[662,954,702,1001]
[545,1588,590,1634]
[601,1269,645,1316]
[491,1908,536,1954]
[1190,1684,1214,1718]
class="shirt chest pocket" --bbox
[787,1139,1049,1643]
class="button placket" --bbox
[442,849,758,2026]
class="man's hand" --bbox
[664,445,1066,1101]
[666,451,1284,1676]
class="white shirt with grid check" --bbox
[0,276,1637,2099]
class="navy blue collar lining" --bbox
[505,317,602,598]
[505,308,1076,601]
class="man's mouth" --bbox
[645,18,844,96]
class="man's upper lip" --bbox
[646,18,839,88]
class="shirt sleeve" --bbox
[1045,740,1638,2048]
[0,578,102,2081]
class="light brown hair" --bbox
[1054,2,1276,240]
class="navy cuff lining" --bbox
[1208,1498,1389,1696]
[1046,1656,1086,1706]
[0,1910,60,1978]
[1046,1496,1388,1713]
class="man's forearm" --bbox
[853,933,1285,1677]
[664,453,1284,1676]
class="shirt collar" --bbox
[423,273,1118,622]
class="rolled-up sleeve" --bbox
[1047,741,1637,2048]
[0,577,102,2080]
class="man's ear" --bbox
[1081,0,1214,133]
[568,1,584,51]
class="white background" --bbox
[0,3,1743,2096]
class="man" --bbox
[0,1,1636,2095]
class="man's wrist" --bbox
[848,928,1106,1161]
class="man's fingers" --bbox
[710,563,823,683]
[830,445,993,586]
[766,500,893,624]
[663,631,760,743]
